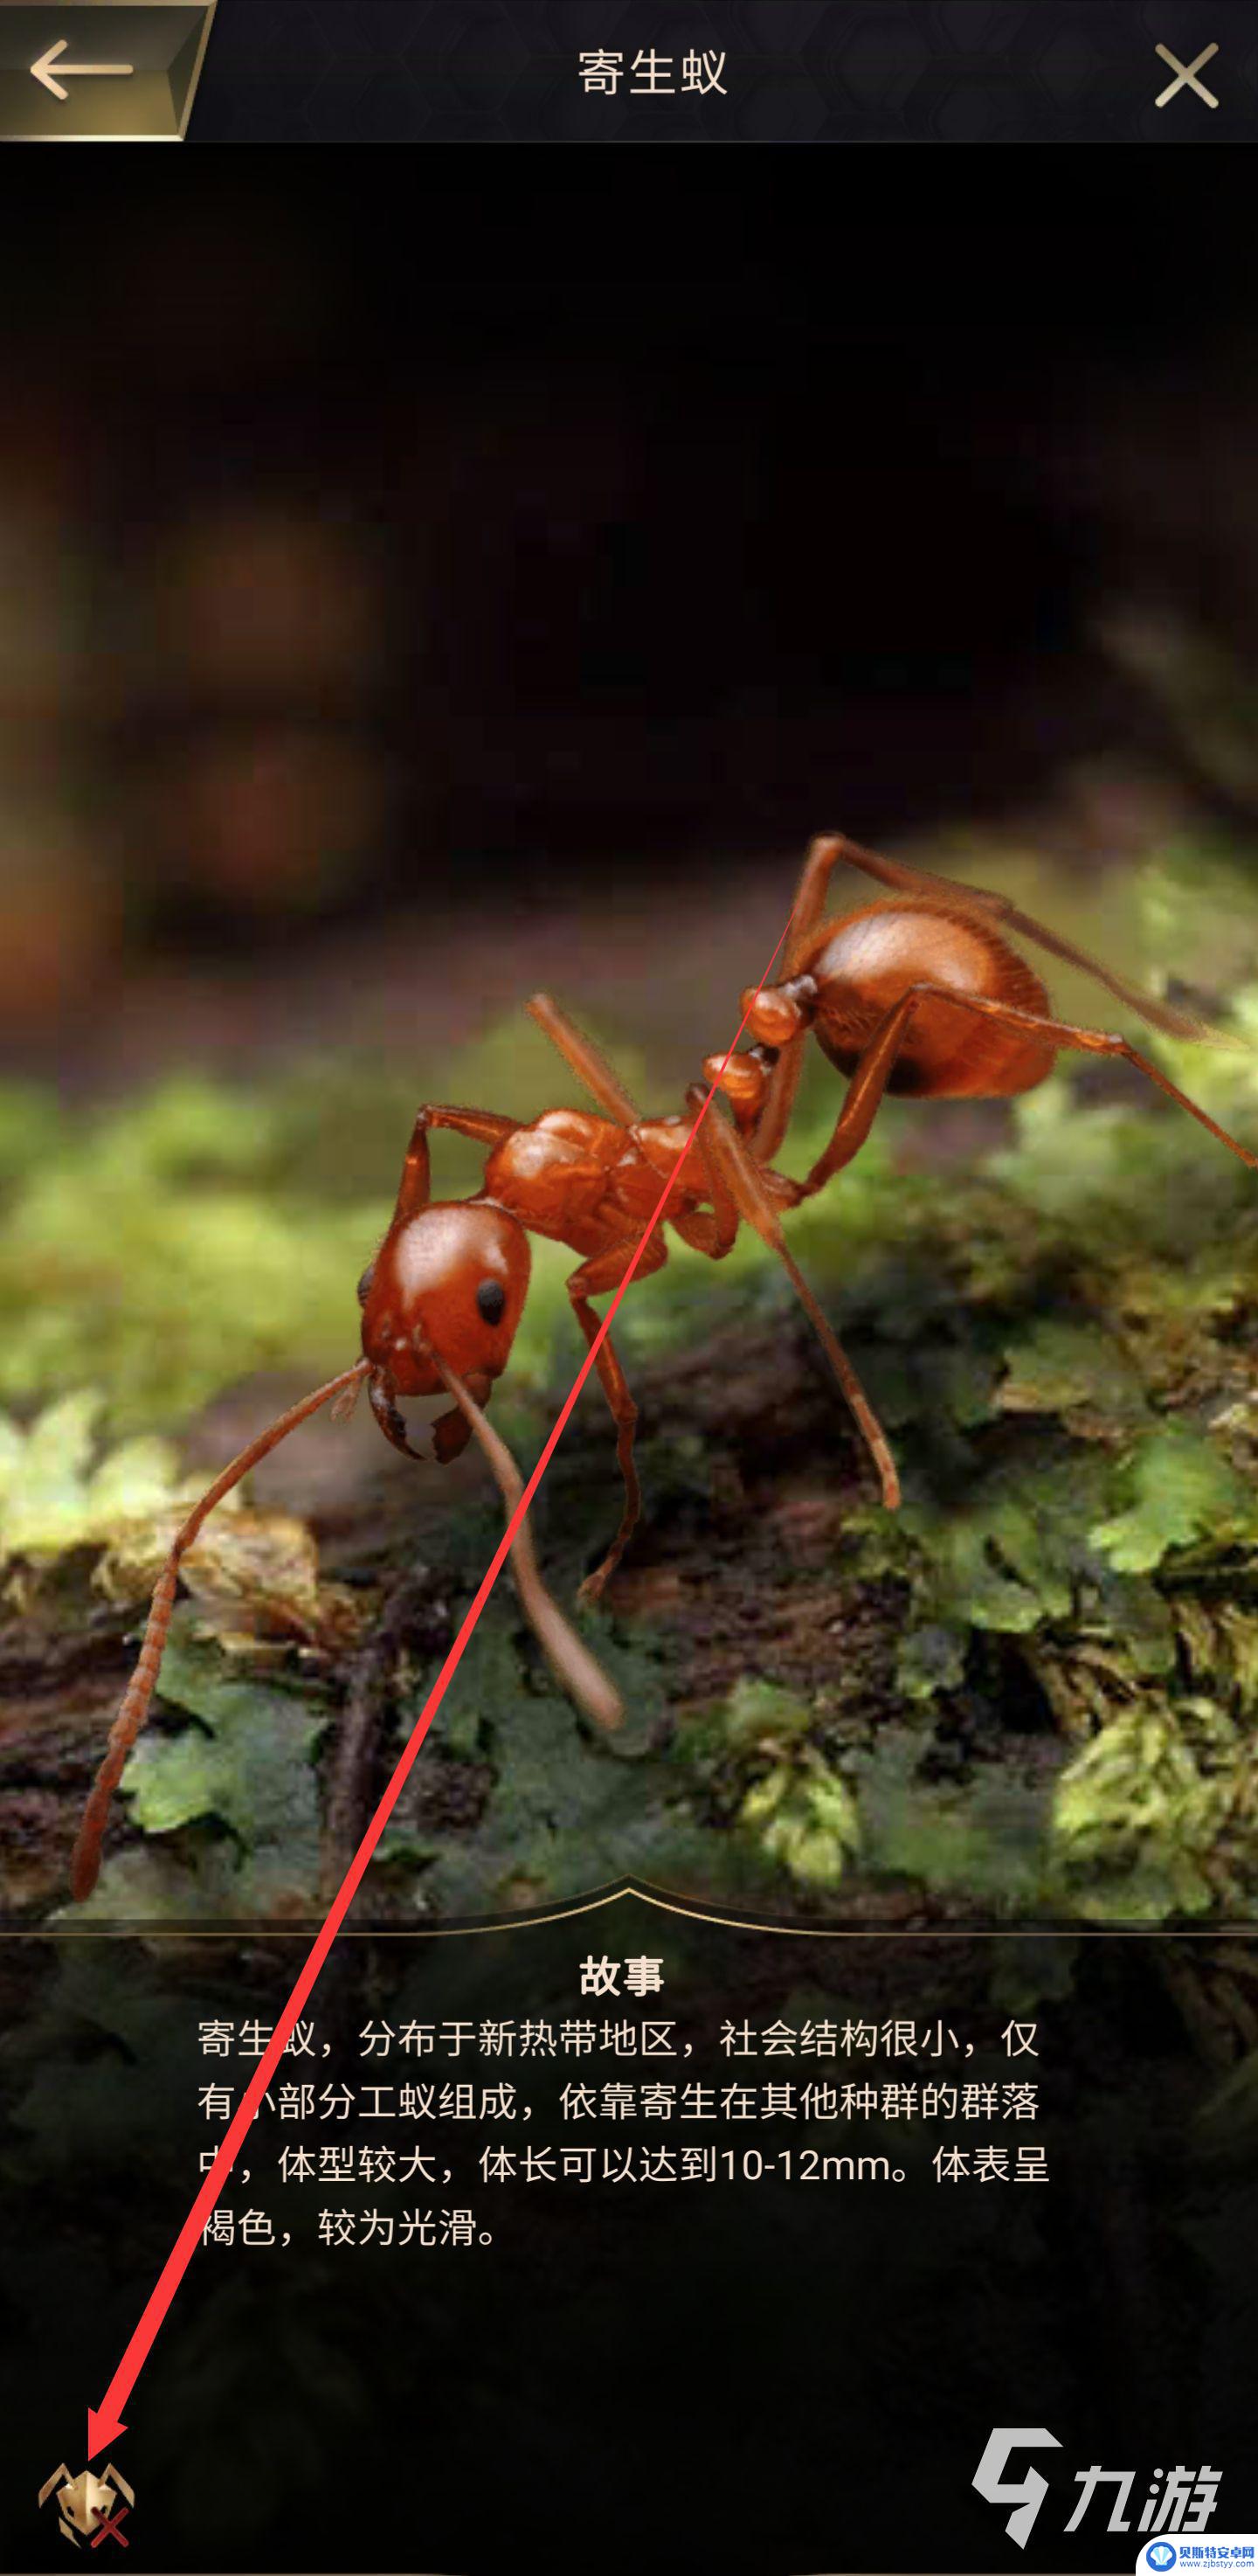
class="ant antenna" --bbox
[70,1361,372,1902]
[431,1354,625,1733]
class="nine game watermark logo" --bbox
[971,2429,1245,2555]
[38,2462,135,2551]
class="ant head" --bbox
[739,974,816,1050]
[360,1201,530,1399]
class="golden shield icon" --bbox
[38,2462,135,2548]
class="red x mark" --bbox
[91,2503,130,2548]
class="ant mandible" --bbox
[70,994,883,1903]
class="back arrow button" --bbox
[31,38,135,100]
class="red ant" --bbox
[692,828,1258,1469]
[70,992,881,1902]
[520,828,1258,1589]
[76,828,1240,1903]
[715,830,1255,1180]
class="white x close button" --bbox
[1154,40,1220,107]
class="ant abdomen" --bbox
[799,898,1055,1100]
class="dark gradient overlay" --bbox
[2,1901,1255,2574]
[0,142,1254,923]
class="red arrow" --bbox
[85,926,789,2459]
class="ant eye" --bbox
[475,1278,507,1326]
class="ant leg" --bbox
[393,1104,520,1224]
[804,833,1241,1051]
[70,1358,371,1901]
[688,1089,900,1508]
[747,834,854,1162]
[841,985,1258,1174]
[670,1118,740,1258]
[796,991,928,1195]
[785,833,852,964]
[527,994,640,1128]
[796,980,1258,1202]
[566,1230,668,1601]
[746,1043,805,1166]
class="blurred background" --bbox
[6,142,1258,1929]
[3,140,1258,1479]
[2,146,1258,1098]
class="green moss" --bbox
[0,1078,381,1431]
[739,1755,861,1888]
[13,841,1258,1924]
[674,1678,861,1893]
[66,1613,330,1922]
[0,1388,205,1568]
[0,1028,610,1437]
[1049,1700,1251,1922]
[854,1725,1058,1910]
[1089,1424,1258,1575]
